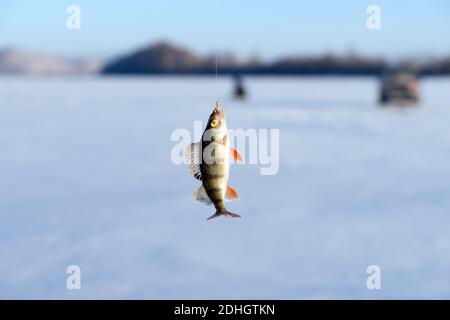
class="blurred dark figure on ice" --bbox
[233,75,247,100]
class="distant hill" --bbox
[0,49,103,75]
[103,42,207,74]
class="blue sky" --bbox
[0,0,449,59]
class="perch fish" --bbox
[186,102,242,220]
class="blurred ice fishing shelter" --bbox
[379,72,420,106]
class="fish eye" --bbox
[211,119,219,127]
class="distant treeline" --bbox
[102,42,450,77]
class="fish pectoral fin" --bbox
[230,147,243,162]
[194,185,213,206]
[226,186,239,201]
[185,142,202,180]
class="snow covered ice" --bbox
[0,76,449,298]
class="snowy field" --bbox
[0,76,449,299]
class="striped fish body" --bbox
[201,126,230,212]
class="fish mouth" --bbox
[213,102,225,119]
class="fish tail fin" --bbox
[206,212,222,220]
[224,210,241,218]
[207,210,241,221]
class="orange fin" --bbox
[226,186,239,201]
[194,185,213,206]
[230,147,243,162]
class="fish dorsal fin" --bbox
[194,185,213,206]
[226,186,239,201]
[185,142,202,180]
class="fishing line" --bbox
[214,0,219,90]
[215,0,218,82]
